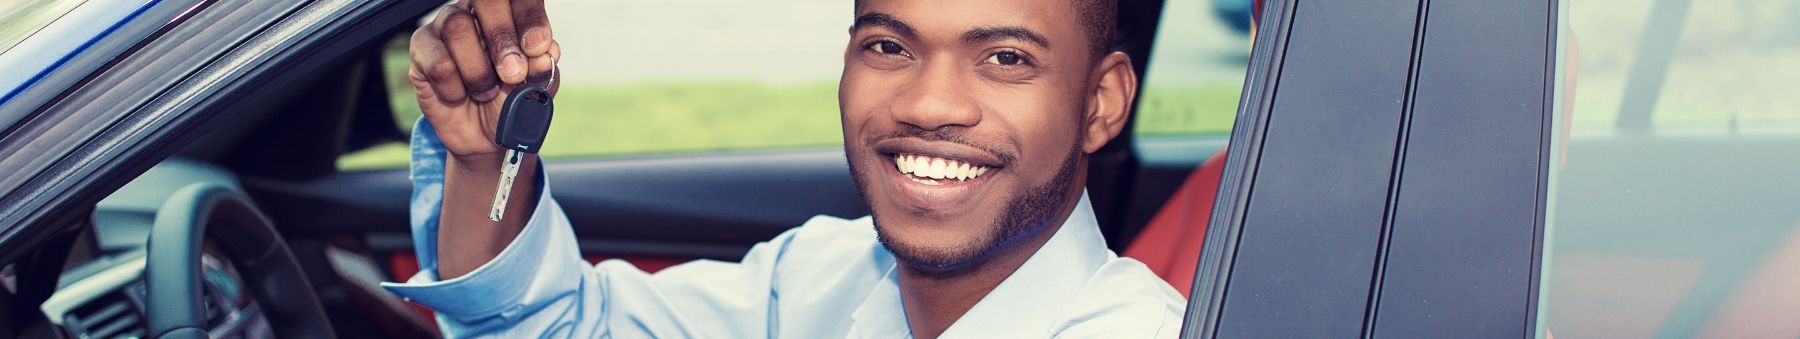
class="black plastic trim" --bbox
[1364,0,1554,336]
[1179,0,1296,335]
[0,0,434,262]
[1184,0,1428,336]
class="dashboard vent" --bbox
[63,291,145,339]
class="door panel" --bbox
[260,147,867,266]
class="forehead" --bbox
[855,0,1085,42]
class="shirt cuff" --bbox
[407,118,446,273]
[385,116,571,321]
[381,177,565,320]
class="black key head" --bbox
[495,85,554,153]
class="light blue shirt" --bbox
[382,120,1186,338]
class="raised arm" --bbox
[407,0,561,279]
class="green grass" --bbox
[339,41,1246,171]
[338,81,848,169]
[1134,83,1244,136]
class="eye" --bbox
[868,40,907,55]
[985,51,1027,66]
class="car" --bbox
[0,0,1793,338]
[0,0,1232,337]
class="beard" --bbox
[847,132,1083,275]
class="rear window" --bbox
[1535,0,1800,337]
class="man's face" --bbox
[839,0,1097,272]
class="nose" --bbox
[890,61,981,131]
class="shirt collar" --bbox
[849,191,1111,338]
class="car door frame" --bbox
[1182,0,1558,337]
[0,0,439,265]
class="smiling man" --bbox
[381,0,1184,337]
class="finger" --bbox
[409,67,450,114]
[525,39,558,85]
[411,25,467,104]
[441,7,501,102]
[510,0,553,57]
[471,0,527,84]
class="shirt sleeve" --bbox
[380,118,797,338]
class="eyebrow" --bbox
[962,26,1051,49]
[851,13,1051,50]
[851,13,917,39]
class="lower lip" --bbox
[884,156,994,213]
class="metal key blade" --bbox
[489,150,523,221]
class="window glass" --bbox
[1132,0,1251,136]
[339,0,853,169]
[0,0,84,50]
[1537,0,1800,338]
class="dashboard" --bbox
[41,248,272,338]
[36,160,274,338]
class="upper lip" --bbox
[872,137,1006,169]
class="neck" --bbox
[895,188,1085,339]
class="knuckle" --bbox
[487,28,519,50]
[441,12,479,39]
[407,67,431,83]
[410,25,434,42]
[427,60,460,80]
[461,72,496,89]
[514,10,548,26]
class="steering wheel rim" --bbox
[144,182,336,339]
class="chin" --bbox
[870,214,1004,273]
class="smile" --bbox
[894,153,991,185]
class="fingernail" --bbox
[524,29,548,51]
[501,54,526,80]
[475,86,500,102]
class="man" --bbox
[381,0,1185,337]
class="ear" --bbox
[1082,52,1137,153]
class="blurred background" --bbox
[337,0,1254,169]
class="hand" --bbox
[409,0,561,161]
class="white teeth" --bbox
[895,153,991,182]
[928,158,947,179]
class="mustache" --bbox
[864,126,1018,165]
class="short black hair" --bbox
[1075,0,1120,56]
[853,0,1118,56]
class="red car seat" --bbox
[1124,148,1228,297]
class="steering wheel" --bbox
[143,183,336,339]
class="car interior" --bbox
[0,0,1249,338]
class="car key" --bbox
[489,85,554,221]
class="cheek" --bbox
[982,91,1084,164]
[838,68,886,135]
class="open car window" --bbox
[339,0,855,170]
[1537,0,1800,337]
[1132,0,1251,137]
